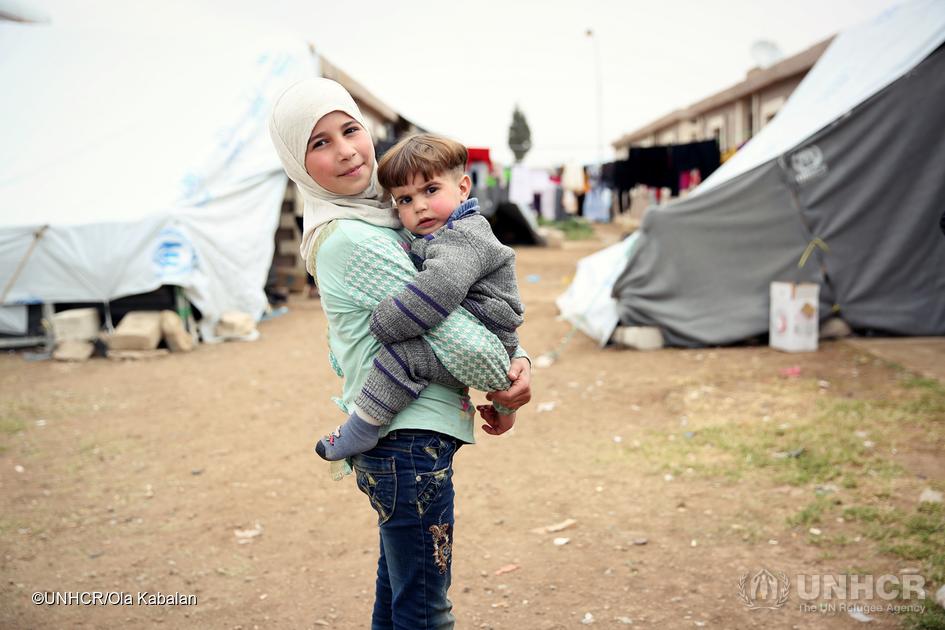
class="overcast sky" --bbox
[35,0,897,166]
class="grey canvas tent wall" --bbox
[613,0,945,347]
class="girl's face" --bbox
[304,110,375,196]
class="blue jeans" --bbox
[351,430,460,630]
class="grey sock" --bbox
[314,412,381,461]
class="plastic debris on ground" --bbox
[531,518,577,534]
[234,521,263,544]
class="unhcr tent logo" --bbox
[153,227,197,281]
[790,145,828,184]
[738,568,791,610]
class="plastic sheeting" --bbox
[557,233,639,346]
[0,13,315,339]
[614,0,945,346]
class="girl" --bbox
[268,78,531,629]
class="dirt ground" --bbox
[1,225,942,630]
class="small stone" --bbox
[690,539,698,547]
[632,538,648,546]
[553,537,570,546]
[14,465,24,474]
[847,605,875,622]
[919,488,943,504]
[581,612,595,624]
[809,528,822,536]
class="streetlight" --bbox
[586,28,603,166]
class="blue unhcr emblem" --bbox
[153,227,197,281]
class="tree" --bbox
[508,105,532,163]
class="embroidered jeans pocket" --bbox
[353,457,396,525]
[416,466,452,516]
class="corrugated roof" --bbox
[613,37,833,148]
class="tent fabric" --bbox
[0,305,27,336]
[698,0,945,195]
[613,1,945,347]
[490,202,544,246]
[556,233,639,346]
[0,15,315,339]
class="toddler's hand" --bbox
[477,405,516,436]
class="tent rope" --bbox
[539,324,579,363]
[1,225,49,304]
[797,237,829,269]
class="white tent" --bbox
[0,11,315,339]
[555,233,638,346]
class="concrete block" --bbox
[215,311,256,339]
[107,349,169,361]
[53,340,95,362]
[279,211,298,230]
[52,308,100,342]
[612,326,664,351]
[278,239,301,257]
[105,311,162,351]
[160,310,194,352]
[537,227,565,249]
[273,265,308,293]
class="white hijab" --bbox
[268,78,401,273]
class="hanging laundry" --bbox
[561,162,585,193]
[509,164,536,210]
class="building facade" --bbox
[612,38,832,157]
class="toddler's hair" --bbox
[377,133,467,190]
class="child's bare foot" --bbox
[477,405,516,435]
[314,411,380,461]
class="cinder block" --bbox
[160,310,194,352]
[612,326,664,351]
[52,308,100,342]
[53,340,95,362]
[278,239,301,257]
[279,211,298,230]
[215,311,256,339]
[537,227,565,249]
[273,265,307,293]
[105,311,162,351]
[107,349,169,361]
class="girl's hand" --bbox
[486,358,532,410]
[477,405,516,436]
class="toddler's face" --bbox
[390,171,471,235]
[304,110,374,196]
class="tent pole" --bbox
[103,302,114,333]
[1,225,48,304]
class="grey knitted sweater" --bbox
[369,198,524,354]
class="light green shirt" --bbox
[314,219,526,446]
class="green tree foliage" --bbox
[508,105,532,163]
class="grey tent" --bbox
[613,0,945,347]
